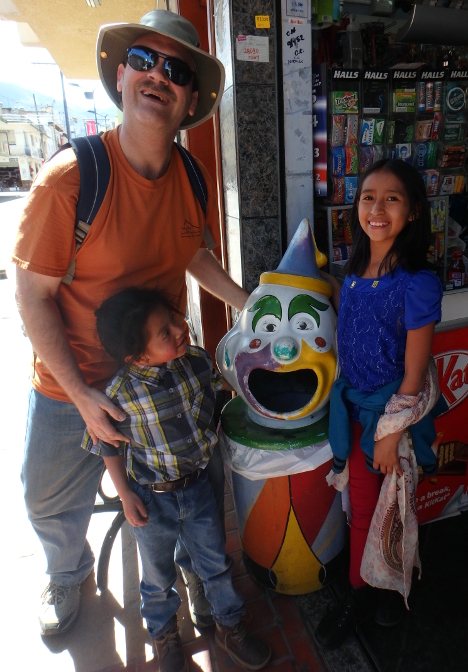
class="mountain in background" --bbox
[0,81,118,135]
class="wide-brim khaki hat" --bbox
[97,9,225,130]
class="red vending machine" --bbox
[417,326,468,524]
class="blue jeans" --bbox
[130,469,245,639]
[130,468,244,638]
[22,388,104,586]
[22,387,226,587]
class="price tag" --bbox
[236,36,269,63]
[255,15,270,28]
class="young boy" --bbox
[82,288,270,672]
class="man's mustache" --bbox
[137,81,176,101]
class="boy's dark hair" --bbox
[95,287,178,364]
[346,159,431,277]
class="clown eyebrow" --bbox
[288,294,328,327]
[248,295,282,332]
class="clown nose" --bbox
[273,337,299,361]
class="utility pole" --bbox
[60,71,71,141]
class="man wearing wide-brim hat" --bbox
[13,10,268,670]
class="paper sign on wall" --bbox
[236,36,269,62]
[255,15,270,28]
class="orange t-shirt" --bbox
[12,129,220,402]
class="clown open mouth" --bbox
[247,368,318,414]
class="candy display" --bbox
[345,114,359,145]
[344,176,358,203]
[333,90,359,114]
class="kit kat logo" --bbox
[434,350,468,410]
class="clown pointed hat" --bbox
[260,218,332,298]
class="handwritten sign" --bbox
[236,36,269,63]
[255,15,270,28]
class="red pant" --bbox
[348,422,383,588]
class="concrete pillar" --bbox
[214,0,282,293]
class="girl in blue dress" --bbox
[316,159,443,649]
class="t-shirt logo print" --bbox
[182,220,201,238]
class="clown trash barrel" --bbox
[219,396,348,595]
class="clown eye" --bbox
[258,316,280,333]
[291,314,316,331]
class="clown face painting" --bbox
[217,219,339,428]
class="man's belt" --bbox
[149,469,202,493]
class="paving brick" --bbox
[289,634,325,672]
[268,661,297,671]
[224,493,235,514]
[271,595,308,639]
[183,637,215,671]
[226,529,242,554]
[243,598,277,631]
[256,625,290,662]
[233,574,264,602]
[225,510,238,533]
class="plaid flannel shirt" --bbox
[82,345,224,484]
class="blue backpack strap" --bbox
[175,143,216,250]
[61,135,111,285]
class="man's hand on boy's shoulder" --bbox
[74,387,130,448]
[121,491,149,527]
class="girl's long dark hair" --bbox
[345,159,431,277]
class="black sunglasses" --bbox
[125,46,196,87]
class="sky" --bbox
[0,19,116,113]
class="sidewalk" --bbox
[0,259,331,672]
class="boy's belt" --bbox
[149,469,202,493]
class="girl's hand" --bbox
[121,491,149,527]
[373,432,404,477]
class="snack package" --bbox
[446,83,465,112]
[442,122,467,142]
[332,177,346,204]
[345,146,358,175]
[414,142,437,169]
[360,146,374,172]
[418,81,426,112]
[331,209,346,244]
[333,242,353,262]
[434,81,442,112]
[374,119,385,144]
[393,87,416,114]
[331,115,345,146]
[363,80,388,115]
[415,119,433,142]
[373,145,385,161]
[345,176,358,203]
[394,120,414,143]
[422,169,440,196]
[454,173,466,193]
[361,118,375,145]
[395,143,412,164]
[345,115,359,146]
[332,147,346,176]
[438,144,466,169]
[386,120,395,145]
[432,112,443,141]
[440,174,456,195]
[333,91,359,114]
[344,214,353,244]
[425,82,434,112]
[430,199,445,231]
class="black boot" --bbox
[374,589,406,627]
[315,585,375,650]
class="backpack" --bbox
[50,135,215,285]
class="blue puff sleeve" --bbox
[405,270,443,330]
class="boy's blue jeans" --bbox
[21,388,226,587]
[130,469,244,638]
